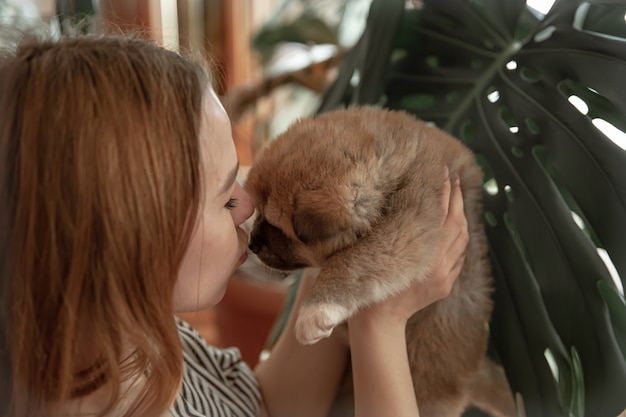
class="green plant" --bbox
[56,0,97,35]
[319,0,626,416]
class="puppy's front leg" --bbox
[295,297,350,344]
[294,225,444,345]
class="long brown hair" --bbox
[0,35,209,416]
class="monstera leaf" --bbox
[319,1,626,416]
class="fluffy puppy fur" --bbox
[245,107,515,417]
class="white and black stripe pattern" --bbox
[170,318,261,417]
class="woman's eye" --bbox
[225,197,238,210]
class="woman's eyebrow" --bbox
[219,161,239,195]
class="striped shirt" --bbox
[170,319,261,417]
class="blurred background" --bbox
[0,0,372,164]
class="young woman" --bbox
[0,35,469,417]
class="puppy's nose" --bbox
[248,241,261,254]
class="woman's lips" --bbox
[237,251,248,267]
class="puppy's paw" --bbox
[295,303,349,345]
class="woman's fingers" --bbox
[440,172,468,247]
[436,171,469,293]
[439,166,452,224]
[447,175,467,227]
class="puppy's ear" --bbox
[293,182,383,244]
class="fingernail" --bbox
[455,176,460,185]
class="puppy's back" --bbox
[254,107,479,196]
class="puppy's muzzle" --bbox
[248,240,262,254]
[248,229,308,271]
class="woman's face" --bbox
[174,89,254,313]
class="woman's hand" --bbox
[351,169,469,328]
[347,169,470,417]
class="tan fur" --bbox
[245,107,515,417]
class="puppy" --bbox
[245,107,515,417]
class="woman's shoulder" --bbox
[170,317,261,417]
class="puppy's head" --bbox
[245,119,384,271]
